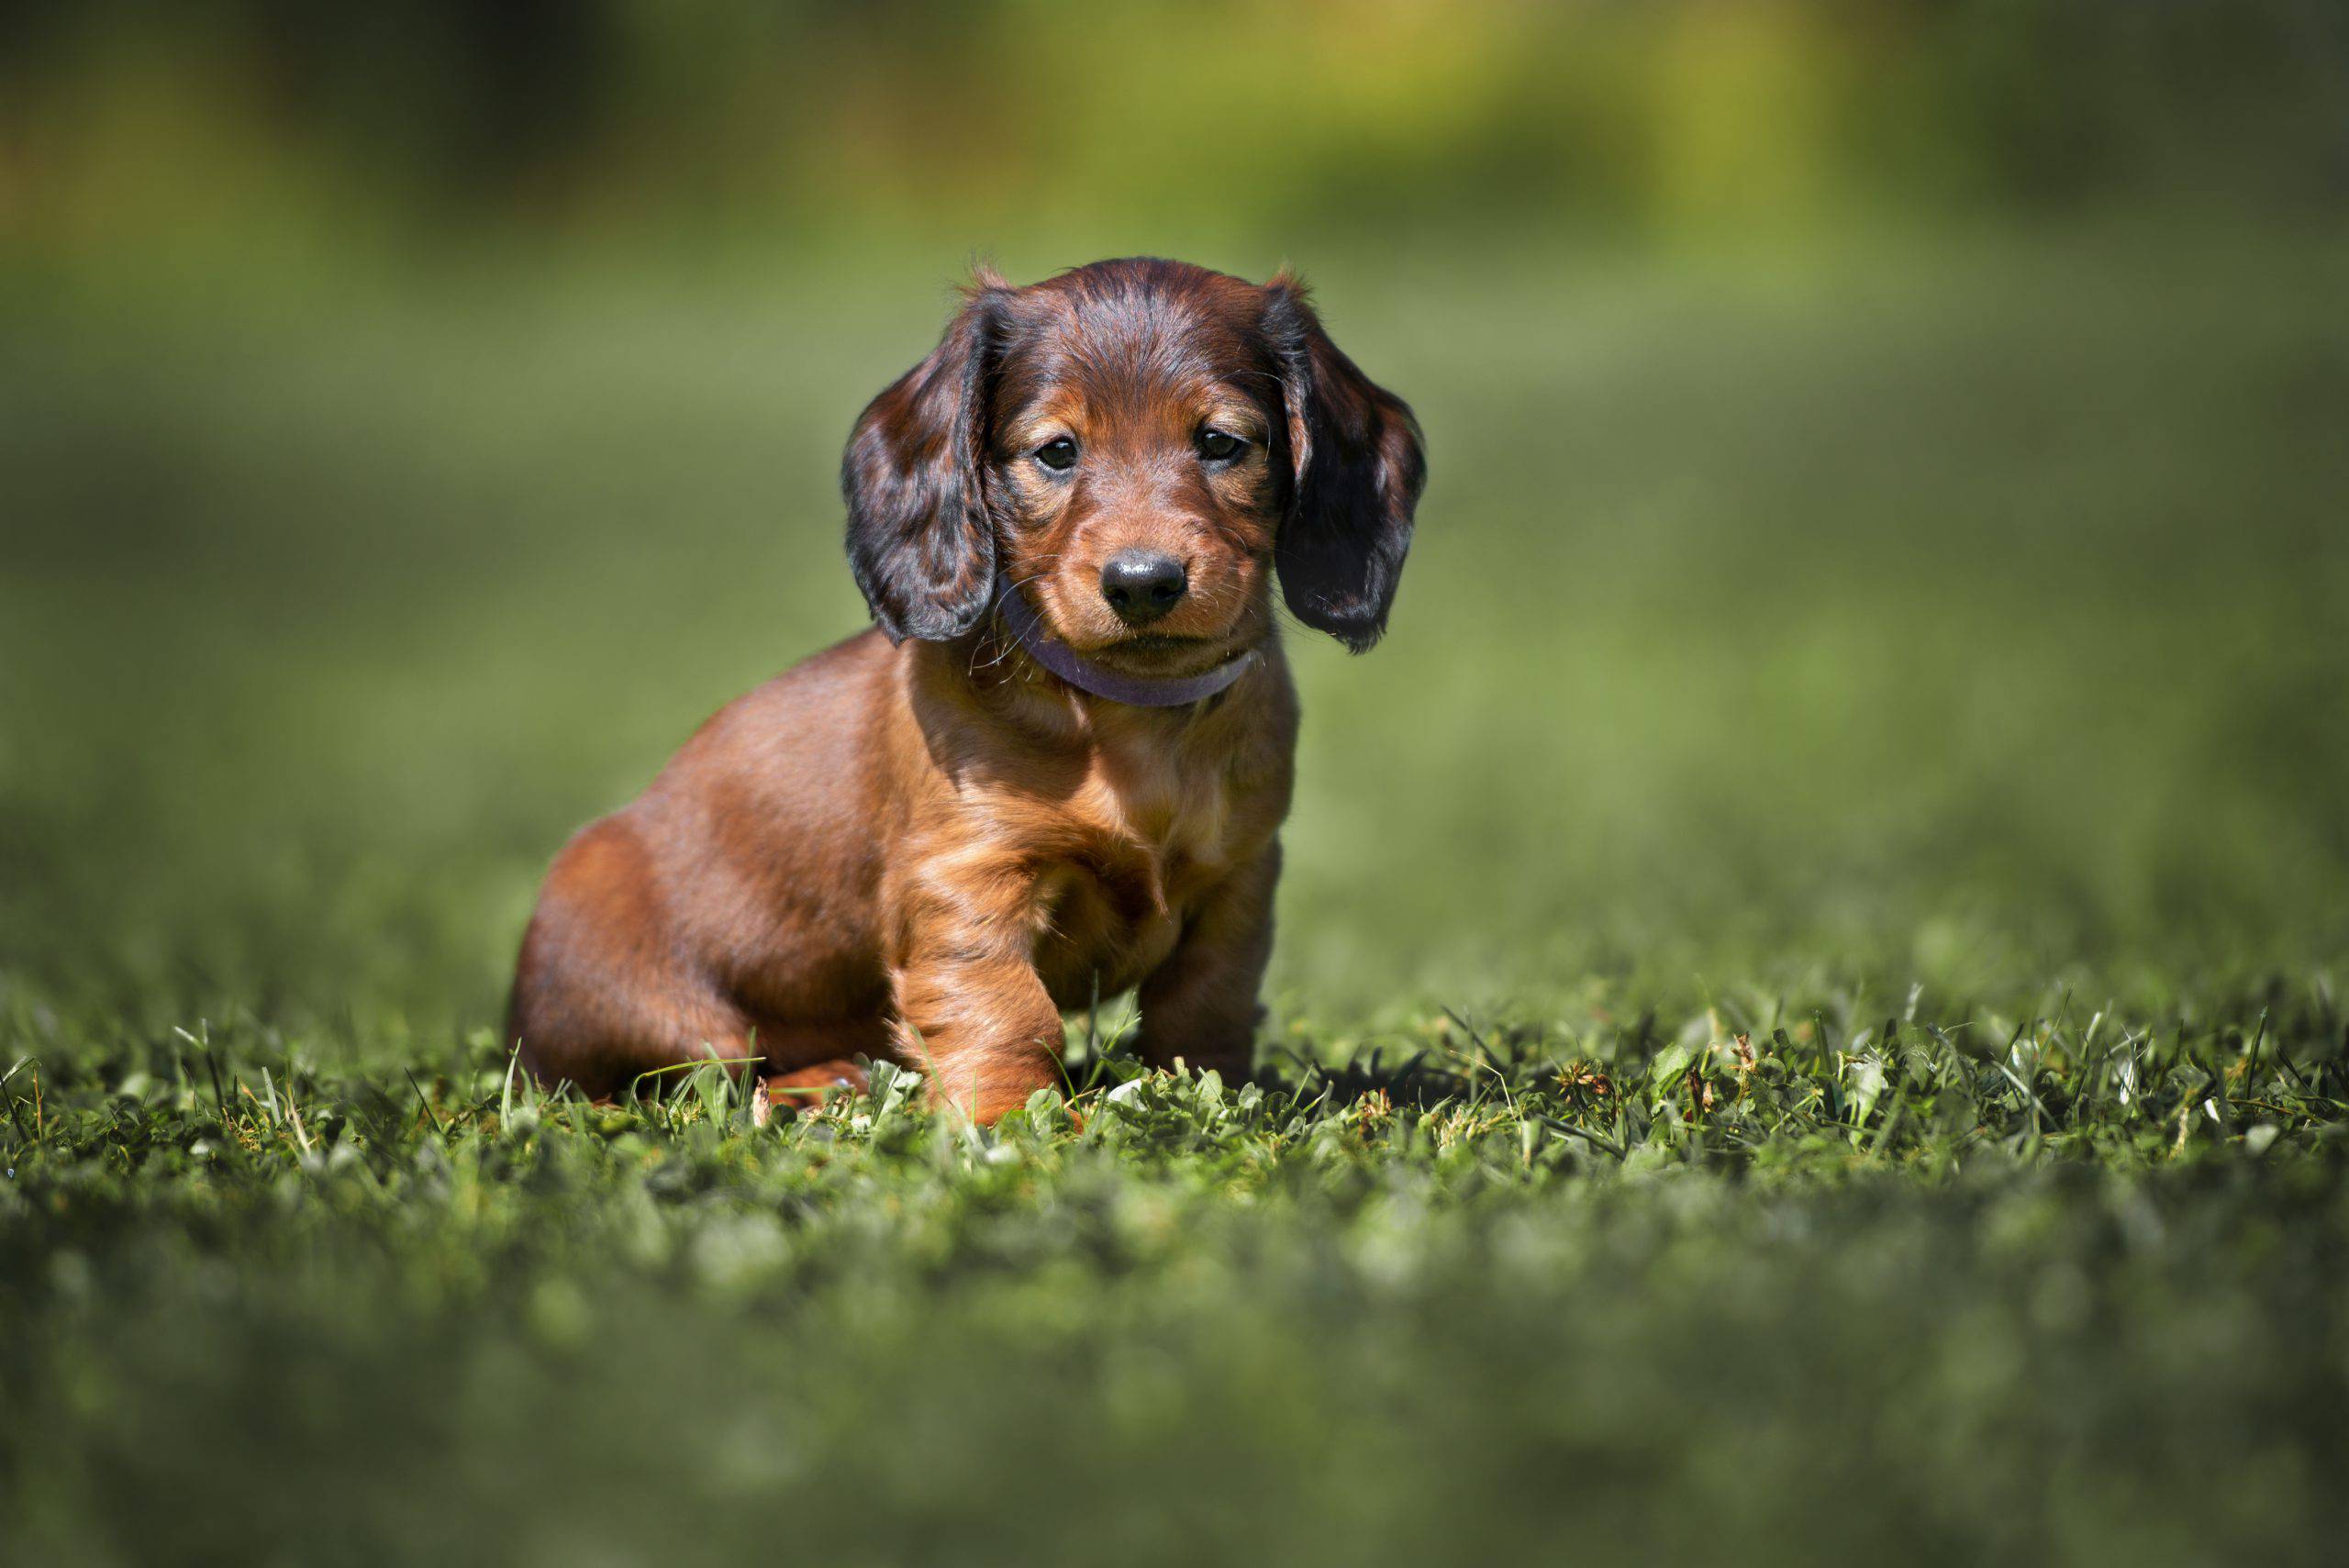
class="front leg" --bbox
[1132,844,1280,1081]
[891,847,1065,1125]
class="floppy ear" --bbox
[842,284,1008,642]
[1263,273,1427,652]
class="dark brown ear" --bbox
[1262,273,1427,652]
[842,284,1009,641]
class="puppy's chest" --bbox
[1033,748,1248,997]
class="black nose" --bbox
[1099,550,1188,625]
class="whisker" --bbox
[967,565,1063,679]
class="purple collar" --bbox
[995,584,1261,708]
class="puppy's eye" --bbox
[1033,438,1078,473]
[1197,428,1246,462]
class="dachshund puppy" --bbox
[508,258,1425,1123]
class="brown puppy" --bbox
[508,258,1425,1123]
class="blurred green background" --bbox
[4,0,2345,1048]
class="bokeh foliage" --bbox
[7,0,2346,261]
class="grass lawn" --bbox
[5,217,2347,1563]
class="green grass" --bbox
[7,1012,2349,1563]
[5,215,2349,1562]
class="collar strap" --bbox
[995,584,1261,708]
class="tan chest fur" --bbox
[1028,716,1265,1006]
[890,642,1296,1014]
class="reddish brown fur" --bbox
[509,259,1424,1123]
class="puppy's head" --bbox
[844,258,1425,675]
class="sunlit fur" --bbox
[990,262,1284,677]
[510,259,1424,1123]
